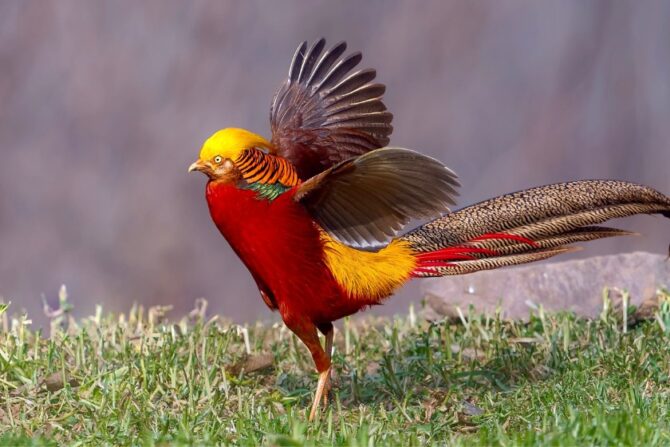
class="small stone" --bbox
[229,353,274,375]
[461,400,484,416]
[42,372,79,392]
[365,361,380,376]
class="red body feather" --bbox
[205,182,373,335]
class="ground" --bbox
[1,289,670,446]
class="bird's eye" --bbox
[214,156,223,164]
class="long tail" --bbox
[400,180,670,277]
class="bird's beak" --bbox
[188,159,206,173]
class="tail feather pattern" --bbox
[402,180,670,277]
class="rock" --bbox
[42,372,79,392]
[229,353,274,375]
[421,252,670,320]
[461,400,484,416]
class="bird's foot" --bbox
[309,366,332,422]
[322,369,333,406]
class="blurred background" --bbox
[2,1,669,327]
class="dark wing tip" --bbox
[272,39,394,179]
[329,40,348,56]
[297,39,327,84]
[288,41,308,82]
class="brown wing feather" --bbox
[270,39,393,180]
[295,148,460,248]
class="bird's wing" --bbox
[270,39,393,180]
[294,148,460,248]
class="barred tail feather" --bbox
[402,180,670,277]
[412,246,580,277]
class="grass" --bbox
[2,288,670,446]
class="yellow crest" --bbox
[199,128,274,162]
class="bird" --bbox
[189,38,670,421]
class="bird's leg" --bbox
[324,326,334,360]
[284,319,331,421]
[318,323,334,406]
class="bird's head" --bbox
[189,128,273,181]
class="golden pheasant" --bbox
[189,39,670,420]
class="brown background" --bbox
[1,1,669,327]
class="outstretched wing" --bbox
[294,148,460,248]
[270,39,393,180]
